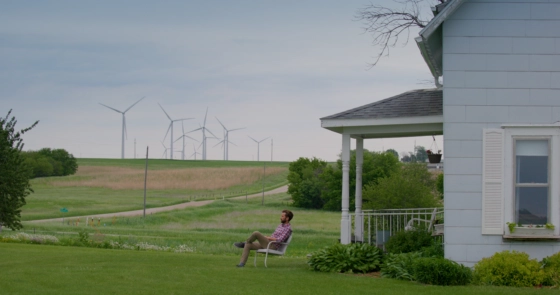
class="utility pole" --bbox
[143,146,149,218]
[134,138,137,159]
[271,138,273,162]
[262,163,266,205]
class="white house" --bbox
[322,0,560,266]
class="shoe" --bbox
[236,263,245,267]
[234,242,245,248]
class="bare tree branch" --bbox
[356,0,439,68]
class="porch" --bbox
[320,88,443,244]
[349,207,444,250]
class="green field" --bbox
[22,158,289,220]
[3,159,556,294]
[21,193,338,257]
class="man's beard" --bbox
[281,219,286,224]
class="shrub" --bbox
[308,243,383,273]
[77,229,90,245]
[412,257,472,285]
[473,250,545,287]
[362,163,439,210]
[385,228,434,254]
[381,252,422,281]
[420,243,444,258]
[541,252,560,287]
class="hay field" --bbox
[23,159,289,220]
[49,166,286,190]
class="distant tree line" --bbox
[287,150,440,211]
[21,148,78,178]
[400,146,428,163]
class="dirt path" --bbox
[27,185,288,223]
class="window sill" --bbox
[503,235,560,240]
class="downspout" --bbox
[415,36,443,89]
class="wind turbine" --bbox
[215,117,245,160]
[160,141,170,159]
[190,144,201,160]
[158,103,193,160]
[249,136,269,162]
[187,107,218,160]
[174,121,198,160]
[99,96,145,159]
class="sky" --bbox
[1,0,443,162]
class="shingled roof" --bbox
[321,88,442,121]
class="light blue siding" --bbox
[443,88,487,105]
[444,54,487,71]
[487,89,530,105]
[469,37,512,53]
[443,140,483,158]
[443,0,560,266]
[466,106,510,122]
[507,72,551,88]
[445,158,482,174]
[531,4,560,19]
[526,21,560,37]
[443,106,466,122]
[445,192,483,210]
[508,106,553,122]
[513,38,556,54]
[464,71,508,88]
[444,122,487,140]
[443,37,470,53]
[530,55,560,71]
[445,210,482,227]
[445,175,482,192]
[451,3,530,20]
[487,54,529,71]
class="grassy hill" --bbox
[22,158,289,220]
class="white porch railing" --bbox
[349,207,444,250]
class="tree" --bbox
[362,163,439,210]
[287,157,328,209]
[355,0,440,67]
[22,148,78,178]
[320,150,401,211]
[0,110,38,231]
[400,151,417,163]
[415,145,428,162]
[38,148,78,176]
[386,148,399,160]
[436,173,444,200]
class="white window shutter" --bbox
[482,129,504,235]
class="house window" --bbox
[514,139,549,225]
[482,126,560,236]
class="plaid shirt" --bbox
[271,223,292,249]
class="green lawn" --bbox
[1,243,555,295]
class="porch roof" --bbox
[320,88,443,139]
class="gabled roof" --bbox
[321,88,442,120]
[320,89,443,139]
[415,0,466,78]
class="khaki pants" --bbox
[240,231,278,264]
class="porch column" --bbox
[341,133,351,244]
[355,138,364,242]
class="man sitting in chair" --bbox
[234,209,293,267]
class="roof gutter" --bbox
[415,0,467,82]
